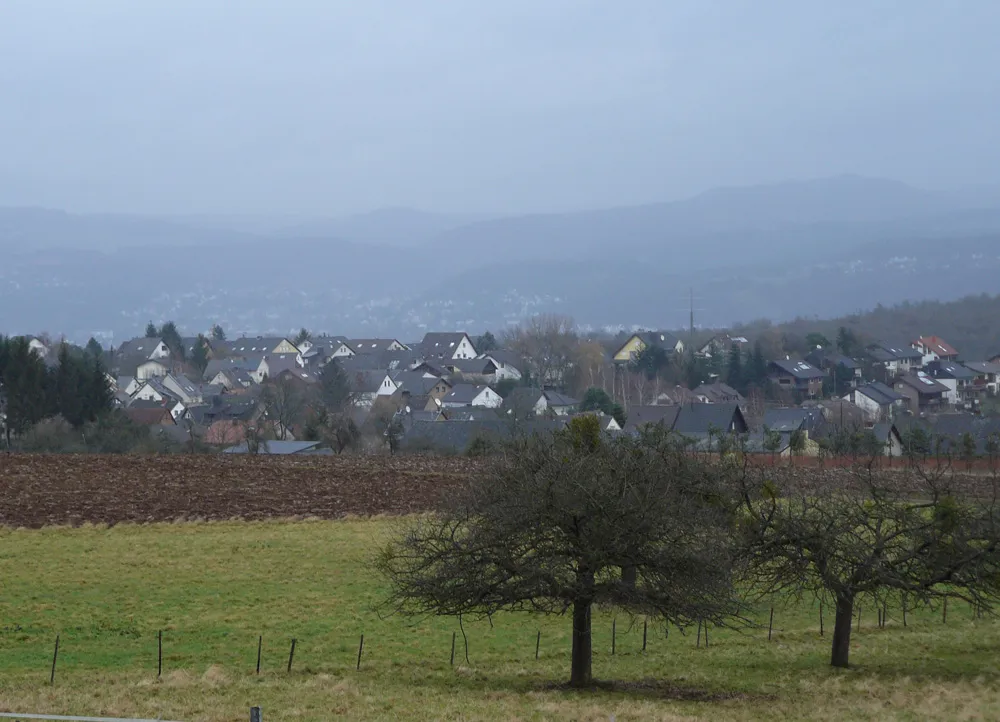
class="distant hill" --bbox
[272,207,499,247]
[5,175,1000,340]
[734,292,1000,362]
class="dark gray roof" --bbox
[806,349,860,370]
[854,381,905,406]
[346,338,408,354]
[543,390,579,408]
[443,384,492,405]
[448,358,496,375]
[896,372,950,395]
[226,337,298,354]
[763,407,824,433]
[261,354,301,377]
[927,361,975,381]
[391,371,449,395]
[483,349,526,369]
[963,361,1000,375]
[637,331,682,350]
[692,382,745,404]
[623,405,681,433]
[673,403,747,434]
[869,341,923,361]
[203,356,263,380]
[116,337,164,358]
[768,359,826,380]
[420,332,474,357]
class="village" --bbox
[8,319,996,459]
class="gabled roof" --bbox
[542,390,579,408]
[227,337,299,355]
[915,336,959,358]
[391,371,450,395]
[623,405,681,433]
[927,360,975,381]
[763,407,824,433]
[482,349,526,369]
[896,371,950,395]
[261,354,300,377]
[346,338,408,354]
[673,403,747,435]
[124,406,175,425]
[203,356,263,380]
[805,348,860,370]
[276,368,319,384]
[166,373,199,397]
[443,384,493,405]
[853,381,905,406]
[420,332,474,356]
[869,341,923,362]
[963,361,1000,376]
[768,359,826,380]
[348,370,394,394]
[692,382,745,404]
[448,358,496,376]
[117,337,165,358]
[114,354,169,377]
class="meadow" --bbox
[0,519,997,721]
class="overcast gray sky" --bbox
[1,1,998,216]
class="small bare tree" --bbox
[261,376,307,440]
[503,314,578,387]
[738,458,1000,668]
[377,420,746,687]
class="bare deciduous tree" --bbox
[377,420,745,687]
[261,376,308,440]
[738,459,1000,668]
[503,314,578,388]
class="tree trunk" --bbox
[570,599,593,687]
[621,564,637,590]
[830,593,854,668]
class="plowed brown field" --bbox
[0,454,481,527]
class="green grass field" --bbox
[0,519,997,721]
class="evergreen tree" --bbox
[319,359,352,411]
[748,341,768,385]
[55,344,85,427]
[475,331,498,354]
[85,337,104,358]
[145,322,158,338]
[0,336,49,444]
[836,326,859,356]
[211,324,226,342]
[294,328,311,347]
[726,343,744,391]
[159,321,185,361]
[85,354,114,421]
[191,334,210,375]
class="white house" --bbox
[131,381,168,403]
[350,372,399,408]
[28,337,50,358]
[483,351,524,382]
[420,332,478,361]
[118,337,171,361]
[161,373,202,405]
[842,382,905,422]
[135,359,170,381]
[441,384,503,408]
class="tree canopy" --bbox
[378,419,744,687]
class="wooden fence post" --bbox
[535,630,540,660]
[642,618,647,652]
[50,635,60,685]
[450,632,456,666]
[611,618,616,655]
[287,638,296,673]
[768,607,774,641]
[158,630,163,678]
[819,601,824,636]
[356,634,364,671]
[256,635,262,675]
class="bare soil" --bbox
[0,453,481,527]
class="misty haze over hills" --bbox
[4,2,1000,341]
[4,175,1000,342]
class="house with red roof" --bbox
[912,336,959,366]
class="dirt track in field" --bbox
[0,454,481,528]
